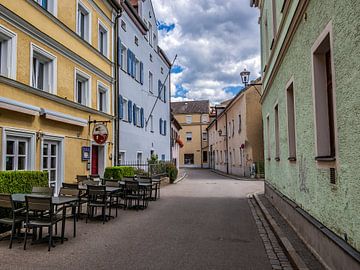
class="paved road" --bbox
[0,169,271,270]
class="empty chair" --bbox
[105,180,124,216]
[23,196,64,251]
[76,175,88,184]
[32,186,54,196]
[86,185,108,224]
[58,188,79,237]
[124,181,142,210]
[0,194,25,249]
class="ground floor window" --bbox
[119,151,126,164]
[137,152,143,164]
[203,151,208,163]
[6,138,29,170]
[184,154,194,165]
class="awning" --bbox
[40,109,88,127]
[0,97,41,116]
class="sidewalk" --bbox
[211,169,264,181]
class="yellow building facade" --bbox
[172,101,210,168]
[0,0,120,192]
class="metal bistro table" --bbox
[12,193,79,243]
[119,181,153,208]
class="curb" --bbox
[253,194,309,270]
[211,169,263,181]
[173,172,187,184]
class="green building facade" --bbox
[253,0,360,254]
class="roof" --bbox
[171,113,182,130]
[171,100,209,114]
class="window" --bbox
[149,114,154,132]
[135,58,140,81]
[97,82,109,113]
[137,152,142,164]
[0,24,17,79]
[238,115,242,133]
[202,132,207,141]
[274,104,280,160]
[271,0,277,37]
[119,151,125,164]
[121,20,126,31]
[201,114,208,123]
[150,53,153,62]
[120,45,127,70]
[266,115,270,160]
[122,98,128,121]
[33,0,57,15]
[312,24,336,160]
[159,118,167,135]
[30,43,57,93]
[3,130,35,171]
[186,115,192,124]
[239,148,243,166]
[232,119,235,137]
[75,69,91,106]
[186,132,192,141]
[161,154,165,161]
[98,20,108,57]
[286,81,296,160]
[148,22,153,46]
[203,151,208,163]
[161,67,164,74]
[184,154,194,165]
[149,71,153,93]
[77,1,91,42]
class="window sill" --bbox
[275,157,280,161]
[315,156,336,162]
[288,157,296,162]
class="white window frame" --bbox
[122,98,128,122]
[74,68,91,107]
[33,0,58,16]
[0,24,17,79]
[1,128,36,171]
[136,151,143,164]
[98,19,109,58]
[148,22,153,47]
[186,132,192,141]
[120,44,127,70]
[135,58,140,82]
[201,114,208,123]
[97,81,110,113]
[119,151,126,164]
[76,0,92,43]
[202,132,207,141]
[30,43,57,94]
[186,115,192,124]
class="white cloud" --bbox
[152,0,260,104]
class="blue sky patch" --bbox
[171,65,184,74]
[223,85,243,95]
[157,21,175,32]
[175,84,188,97]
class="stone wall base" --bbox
[265,181,360,270]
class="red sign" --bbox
[92,123,108,145]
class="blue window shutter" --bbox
[131,53,135,78]
[159,118,162,134]
[140,108,144,128]
[127,50,131,74]
[163,85,166,102]
[133,103,137,126]
[140,62,144,84]
[164,120,167,135]
[128,100,132,123]
[119,95,123,119]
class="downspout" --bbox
[225,112,229,174]
[114,7,123,166]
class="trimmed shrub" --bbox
[165,163,178,183]
[0,171,48,194]
[0,171,48,233]
[104,166,135,180]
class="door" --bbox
[43,141,60,193]
[91,145,99,175]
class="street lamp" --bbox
[240,68,251,87]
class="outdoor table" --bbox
[12,194,78,243]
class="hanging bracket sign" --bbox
[92,123,109,144]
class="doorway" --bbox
[91,144,105,177]
[42,139,63,194]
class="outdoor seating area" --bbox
[0,174,167,252]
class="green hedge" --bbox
[165,163,178,183]
[0,171,48,233]
[0,171,48,194]
[104,166,135,180]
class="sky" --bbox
[152,0,261,104]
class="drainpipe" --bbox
[225,112,229,175]
[113,7,123,166]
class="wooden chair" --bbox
[86,185,108,224]
[31,187,54,196]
